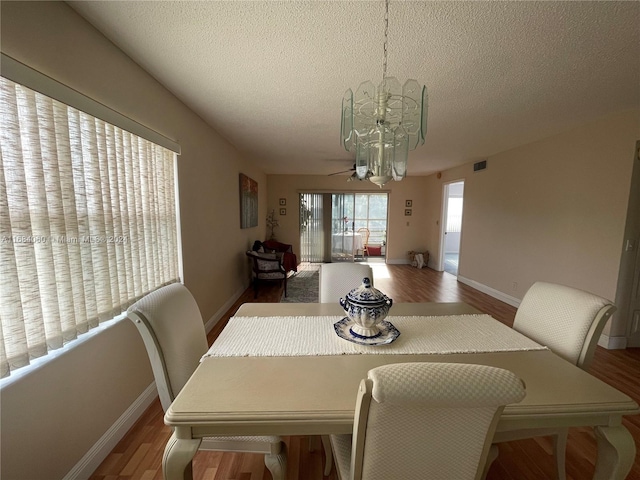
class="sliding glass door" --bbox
[331,193,388,261]
[331,194,356,261]
[354,193,388,246]
[300,192,388,263]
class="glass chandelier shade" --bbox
[341,77,428,186]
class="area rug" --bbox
[281,263,320,303]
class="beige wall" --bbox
[1,3,637,479]
[266,175,432,263]
[1,2,266,479]
[425,109,639,337]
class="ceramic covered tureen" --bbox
[339,277,393,338]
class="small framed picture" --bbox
[405,200,412,208]
[405,209,412,216]
[279,198,286,206]
[279,208,286,215]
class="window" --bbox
[0,76,181,378]
[353,193,388,245]
[330,193,388,261]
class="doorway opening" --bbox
[440,181,465,276]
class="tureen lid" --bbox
[345,277,392,306]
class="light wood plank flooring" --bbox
[89,264,640,480]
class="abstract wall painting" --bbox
[239,173,258,228]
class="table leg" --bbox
[163,431,202,480]
[593,425,635,480]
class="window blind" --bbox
[0,77,181,378]
[299,193,324,263]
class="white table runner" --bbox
[203,314,546,360]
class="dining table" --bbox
[331,231,363,259]
[163,302,639,480]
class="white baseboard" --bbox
[386,259,411,265]
[457,275,522,308]
[628,336,640,348]
[597,333,628,350]
[204,285,247,333]
[63,284,246,480]
[63,382,158,480]
[456,276,631,350]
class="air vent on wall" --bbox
[474,160,487,172]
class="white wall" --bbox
[0,3,267,479]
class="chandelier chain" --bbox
[382,0,389,81]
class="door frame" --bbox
[616,140,640,347]
[439,179,465,273]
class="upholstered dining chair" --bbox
[490,281,617,480]
[355,228,370,260]
[319,263,374,303]
[330,362,526,480]
[127,283,287,480]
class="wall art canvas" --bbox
[239,173,258,228]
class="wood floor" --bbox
[89,264,640,480]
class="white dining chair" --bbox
[490,281,616,480]
[330,362,526,480]
[316,262,373,472]
[127,283,287,480]
[319,263,374,303]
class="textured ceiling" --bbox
[68,1,639,177]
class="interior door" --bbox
[626,244,640,346]
[617,141,640,347]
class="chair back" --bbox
[513,281,616,369]
[246,251,285,277]
[356,227,370,245]
[319,263,373,303]
[127,283,208,411]
[350,363,526,480]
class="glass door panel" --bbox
[331,194,356,261]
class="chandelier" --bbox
[340,0,428,187]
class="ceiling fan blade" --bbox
[327,163,357,176]
[328,169,355,176]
